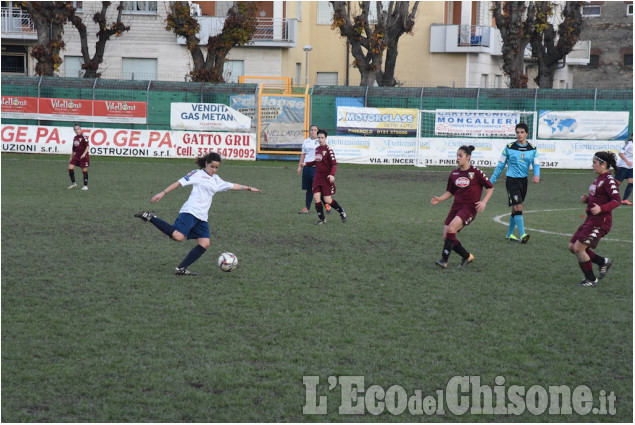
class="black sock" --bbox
[587,249,605,267]
[330,199,344,214]
[178,244,206,269]
[579,260,596,281]
[69,170,75,183]
[442,239,454,261]
[452,240,470,259]
[83,172,88,186]
[315,202,325,221]
[150,216,177,238]
[305,191,313,210]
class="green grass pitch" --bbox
[1,153,632,422]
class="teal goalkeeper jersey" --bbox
[490,141,540,184]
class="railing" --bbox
[458,25,491,47]
[1,7,36,34]
[179,16,296,47]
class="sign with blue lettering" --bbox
[170,103,251,131]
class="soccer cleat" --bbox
[435,259,448,268]
[67,183,77,189]
[520,234,531,244]
[458,253,475,268]
[340,211,347,223]
[175,267,197,276]
[298,208,309,214]
[81,186,88,191]
[325,204,332,213]
[134,211,156,222]
[622,200,633,205]
[579,278,598,287]
[507,234,520,242]
[315,220,326,225]
[598,258,613,279]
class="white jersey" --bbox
[301,137,319,163]
[616,140,633,169]
[178,169,233,221]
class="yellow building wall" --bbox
[282,1,468,87]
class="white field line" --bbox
[493,208,633,243]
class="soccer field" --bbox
[1,153,632,422]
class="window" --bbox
[494,75,502,88]
[480,74,489,88]
[317,1,333,25]
[214,1,234,17]
[73,1,83,12]
[64,56,83,78]
[223,60,244,83]
[581,5,601,16]
[297,2,302,21]
[122,57,157,80]
[627,4,633,16]
[1,53,26,74]
[625,54,633,67]
[316,72,338,85]
[123,1,157,14]
[587,54,599,68]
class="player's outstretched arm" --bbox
[232,184,262,193]
[431,191,452,206]
[151,181,181,203]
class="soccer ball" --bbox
[218,252,238,272]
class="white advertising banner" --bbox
[1,125,256,160]
[434,110,520,137]
[170,103,251,131]
[329,135,625,169]
[336,106,418,137]
[419,138,626,169]
[538,110,630,140]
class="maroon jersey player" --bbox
[569,151,622,287]
[67,123,90,190]
[304,129,347,224]
[431,145,494,268]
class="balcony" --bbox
[430,24,502,55]
[1,7,37,40]
[176,17,297,48]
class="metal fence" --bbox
[2,75,632,135]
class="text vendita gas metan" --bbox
[302,375,616,416]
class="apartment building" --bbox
[1,1,595,89]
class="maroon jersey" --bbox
[584,171,621,229]
[72,133,89,159]
[306,144,337,177]
[446,165,493,205]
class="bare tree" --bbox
[529,1,583,88]
[22,1,77,76]
[492,1,537,88]
[331,1,419,87]
[165,1,259,82]
[70,1,130,78]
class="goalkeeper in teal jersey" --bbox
[490,123,541,243]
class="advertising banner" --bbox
[258,95,307,149]
[1,96,38,118]
[1,125,256,160]
[170,102,251,131]
[538,111,630,140]
[336,106,418,137]
[0,96,147,124]
[434,110,520,137]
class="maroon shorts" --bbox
[70,156,90,168]
[570,221,608,249]
[445,204,478,227]
[312,174,336,196]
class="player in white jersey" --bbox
[615,136,633,205]
[135,152,261,276]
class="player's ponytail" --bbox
[195,152,222,168]
[459,145,475,156]
[594,151,617,171]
